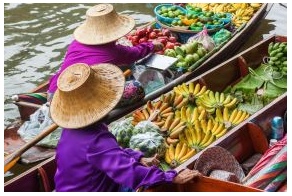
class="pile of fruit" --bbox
[130,82,251,168]
[164,40,207,70]
[126,26,181,54]
[187,3,262,27]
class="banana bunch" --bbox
[215,107,250,128]
[174,82,209,106]
[180,106,207,124]
[267,42,287,74]
[165,142,196,168]
[250,3,262,9]
[196,91,237,114]
[132,100,174,126]
[189,3,210,11]
[232,4,257,27]
[172,94,189,110]
[184,122,216,150]
[165,119,187,140]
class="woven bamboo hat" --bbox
[50,63,125,129]
[73,4,135,45]
[194,146,245,183]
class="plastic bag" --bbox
[108,117,134,148]
[187,28,215,52]
[129,131,166,157]
[18,103,62,148]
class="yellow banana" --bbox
[154,100,162,110]
[212,123,225,135]
[182,83,189,94]
[222,95,231,105]
[207,119,213,132]
[200,119,208,133]
[188,82,194,94]
[169,125,186,139]
[163,114,174,130]
[173,94,184,107]
[169,118,181,132]
[196,86,207,97]
[185,127,194,146]
[180,148,196,163]
[215,91,220,102]
[165,149,172,164]
[223,107,229,122]
[215,128,228,138]
[201,135,216,148]
[198,109,206,121]
[177,143,188,161]
[175,98,188,109]
[180,106,187,122]
[224,97,237,108]
[186,106,192,122]
[228,109,238,123]
[199,130,212,146]
[166,137,179,145]
[193,83,200,95]
[219,92,225,103]
[208,91,216,103]
[190,107,199,124]
[174,142,182,160]
[173,86,183,95]
[232,110,243,124]
[215,108,224,122]
[210,121,219,134]
[233,111,247,125]
[168,144,175,160]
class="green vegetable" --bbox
[108,117,134,148]
[132,120,160,135]
[129,132,166,157]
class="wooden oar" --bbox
[4,123,58,173]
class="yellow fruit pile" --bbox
[130,81,251,168]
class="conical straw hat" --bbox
[50,63,125,129]
[74,4,135,45]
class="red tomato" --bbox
[131,35,139,43]
[157,32,164,37]
[146,26,153,33]
[157,38,167,46]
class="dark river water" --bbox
[4,3,287,127]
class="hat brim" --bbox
[194,146,245,182]
[50,63,125,129]
[73,15,135,45]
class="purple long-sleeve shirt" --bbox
[48,40,155,93]
[54,122,177,192]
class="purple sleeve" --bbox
[113,42,155,65]
[86,131,177,189]
[123,148,144,161]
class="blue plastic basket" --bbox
[214,13,232,24]
[154,4,186,24]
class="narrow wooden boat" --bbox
[4,34,286,192]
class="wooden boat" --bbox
[4,34,287,192]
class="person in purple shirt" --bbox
[50,63,201,192]
[47,4,164,103]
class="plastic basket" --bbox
[154,4,186,24]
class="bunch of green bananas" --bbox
[267,42,287,75]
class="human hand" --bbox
[152,40,164,52]
[140,154,160,167]
[172,169,202,184]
